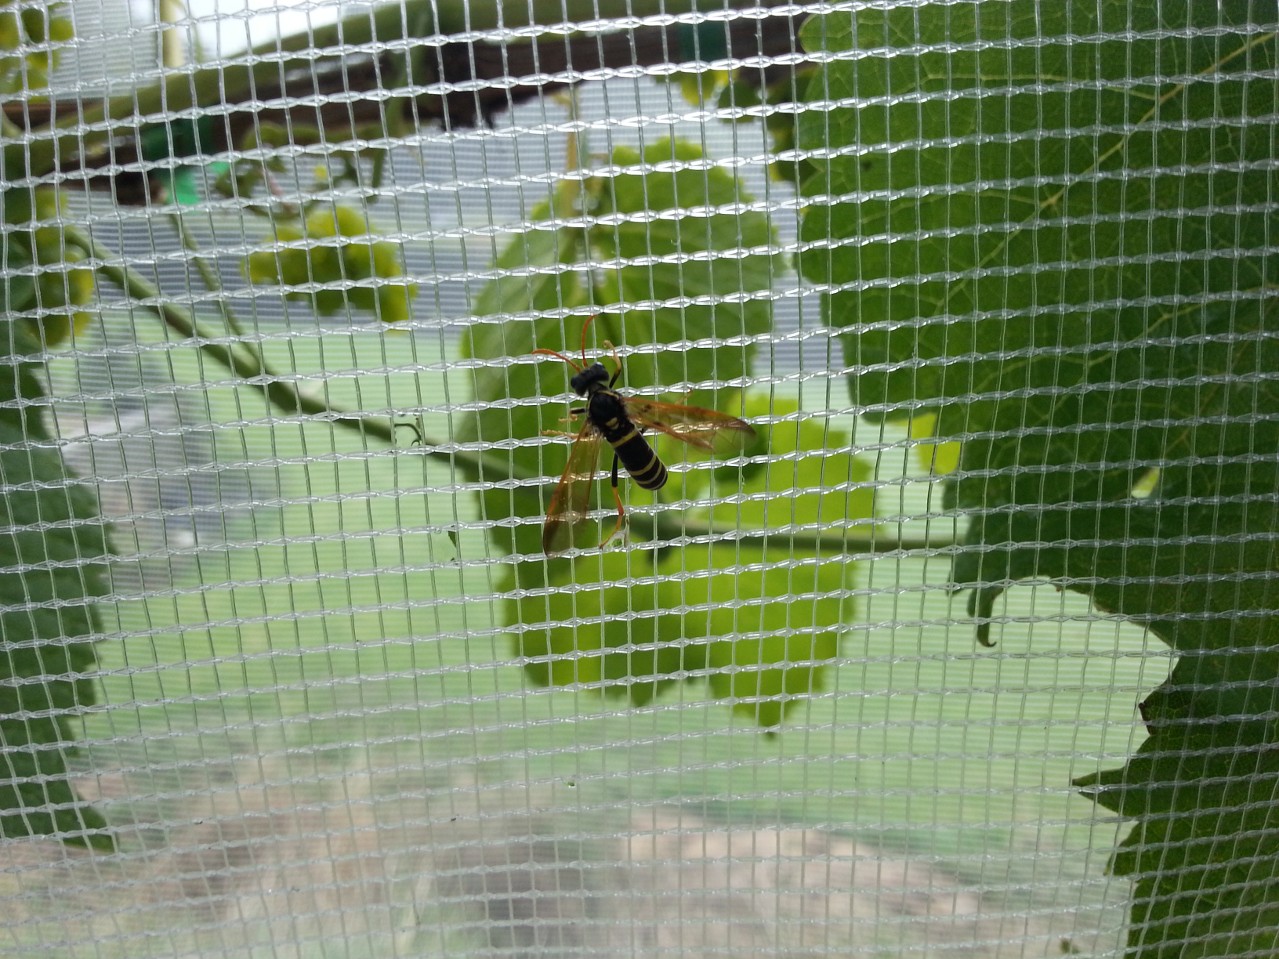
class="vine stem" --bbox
[66,221,513,480]
[632,514,947,553]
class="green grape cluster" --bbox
[1,187,95,346]
[0,1,72,94]
[244,204,417,322]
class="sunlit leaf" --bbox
[510,552,705,707]
[907,414,960,477]
[589,137,776,405]
[673,394,875,540]
[665,544,849,728]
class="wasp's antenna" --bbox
[531,346,581,369]
[579,314,598,366]
[601,339,624,383]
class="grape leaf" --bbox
[666,544,850,728]
[464,137,797,722]
[798,1,1275,509]
[590,137,777,404]
[697,395,875,538]
[796,2,1279,952]
[1076,627,1279,958]
[508,552,705,707]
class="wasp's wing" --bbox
[622,398,755,455]
[542,425,604,554]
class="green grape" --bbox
[301,208,337,238]
[298,209,347,312]
[66,256,93,305]
[0,14,22,93]
[0,185,94,346]
[275,222,305,242]
[32,223,67,265]
[343,239,376,281]
[251,219,307,285]
[0,12,18,49]
[34,248,94,345]
[45,12,73,45]
[35,262,71,312]
[304,204,369,240]
[3,185,63,232]
[328,204,370,238]
[20,8,49,42]
[347,288,377,313]
[309,289,348,315]
[243,249,277,284]
[369,238,416,323]
[0,2,73,94]
[370,239,405,279]
[308,206,376,314]
[244,204,417,318]
[245,221,308,287]
[1,274,35,316]
[376,282,417,324]
[33,186,64,222]
[306,243,342,286]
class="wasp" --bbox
[534,319,755,553]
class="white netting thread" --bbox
[2,1,1273,957]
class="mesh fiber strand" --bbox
[1,2,1276,958]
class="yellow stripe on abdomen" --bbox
[610,429,668,491]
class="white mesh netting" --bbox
[2,1,1276,957]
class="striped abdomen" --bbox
[588,390,668,491]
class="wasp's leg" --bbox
[600,453,627,548]
[601,340,625,388]
[393,416,426,447]
[544,406,588,436]
[552,405,586,428]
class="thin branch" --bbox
[166,212,249,340]
[633,514,951,553]
[68,223,524,480]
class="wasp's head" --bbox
[569,362,611,396]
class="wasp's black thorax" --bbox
[571,362,667,491]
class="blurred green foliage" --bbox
[0,0,71,94]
